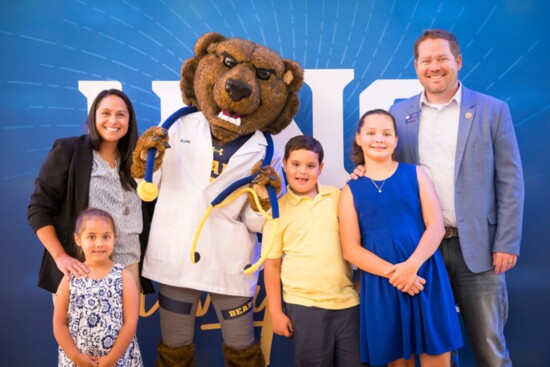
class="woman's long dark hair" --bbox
[86,89,138,191]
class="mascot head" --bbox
[180,32,304,144]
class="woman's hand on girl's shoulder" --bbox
[55,253,89,279]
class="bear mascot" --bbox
[131,32,303,366]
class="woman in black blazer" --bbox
[28,89,153,294]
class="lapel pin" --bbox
[465,112,472,119]
[405,112,419,123]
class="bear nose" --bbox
[225,78,252,102]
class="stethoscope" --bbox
[136,106,280,276]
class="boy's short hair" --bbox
[284,135,324,163]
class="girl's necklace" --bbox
[368,163,394,193]
[369,177,386,193]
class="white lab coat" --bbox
[142,112,283,297]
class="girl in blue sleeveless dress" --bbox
[53,208,143,367]
[339,109,462,367]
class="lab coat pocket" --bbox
[147,206,190,263]
[206,218,258,275]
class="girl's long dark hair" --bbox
[86,89,138,191]
[352,109,398,165]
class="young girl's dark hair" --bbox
[74,208,117,261]
[86,89,138,191]
[351,109,398,165]
[284,135,324,163]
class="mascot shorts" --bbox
[158,284,256,349]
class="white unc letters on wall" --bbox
[79,73,422,187]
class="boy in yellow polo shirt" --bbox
[263,135,363,366]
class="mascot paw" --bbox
[137,181,159,202]
[248,161,282,212]
[131,126,170,178]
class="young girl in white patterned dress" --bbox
[53,208,142,367]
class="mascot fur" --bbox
[131,32,303,366]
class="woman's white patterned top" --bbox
[88,151,142,266]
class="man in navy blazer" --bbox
[389,30,524,366]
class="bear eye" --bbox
[223,55,239,68]
[256,68,273,80]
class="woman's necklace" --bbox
[367,163,394,193]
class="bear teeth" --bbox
[218,110,241,126]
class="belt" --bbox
[444,227,459,239]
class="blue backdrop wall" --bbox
[1,1,549,366]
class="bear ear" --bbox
[282,59,304,93]
[180,58,198,107]
[262,59,304,135]
[180,33,227,107]
[194,32,226,57]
